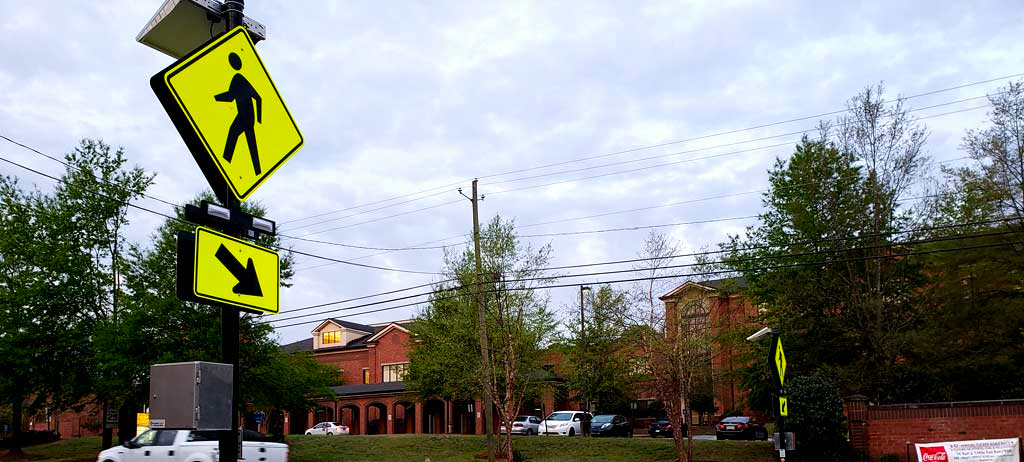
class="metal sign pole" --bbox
[220,5,245,462]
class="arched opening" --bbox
[366,403,388,435]
[452,400,476,434]
[340,404,361,435]
[314,405,335,425]
[422,399,446,434]
[393,401,415,434]
[287,408,309,435]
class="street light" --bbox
[747,326,791,461]
[746,326,774,342]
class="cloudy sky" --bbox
[1,0,1022,344]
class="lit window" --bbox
[362,368,371,384]
[323,331,341,344]
[382,363,408,382]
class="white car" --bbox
[304,422,349,435]
[499,415,542,435]
[97,429,287,462]
[539,411,591,436]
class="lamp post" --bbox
[747,327,789,461]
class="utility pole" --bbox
[220,3,244,462]
[579,285,590,412]
[461,179,495,462]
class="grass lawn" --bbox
[0,437,102,462]
[1,435,774,462]
[290,435,774,462]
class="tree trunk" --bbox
[116,401,138,445]
[9,396,24,455]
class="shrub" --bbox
[786,373,848,462]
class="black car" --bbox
[589,415,632,437]
[648,419,687,438]
[715,416,768,440]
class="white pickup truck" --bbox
[97,429,288,462]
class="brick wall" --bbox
[845,396,1024,461]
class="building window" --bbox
[362,368,370,384]
[322,331,341,345]
[381,363,408,383]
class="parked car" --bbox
[648,418,688,438]
[500,415,542,435]
[539,411,591,436]
[97,429,288,462]
[589,415,632,437]
[304,421,350,435]
[715,416,767,440]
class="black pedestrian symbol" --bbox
[215,52,263,175]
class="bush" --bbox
[786,373,848,462]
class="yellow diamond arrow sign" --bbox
[772,336,787,388]
[152,26,303,204]
[779,396,789,417]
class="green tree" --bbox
[564,285,636,414]
[725,133,926,400]
[95,191,333,442]
[0,140,151,453]
[406,216,557,457]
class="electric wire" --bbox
[277,73,1022,226]
[268,219,1020,324]
[0,153,445,276]
[268,233,1024,329]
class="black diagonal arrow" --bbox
[215,243,263,297]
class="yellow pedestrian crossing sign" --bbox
[779,396,788,417]
[772,336,787,388]
[152,26,303,203]
[177,226,280,314]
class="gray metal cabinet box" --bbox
[149,361,233,430]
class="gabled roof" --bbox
[364,322,411,343]
[659,276,747,300]
[280,337,313,353]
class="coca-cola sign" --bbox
[914,438,1020,462]
[919,446,949,462]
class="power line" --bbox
[290,155,974,273]
[278,215,1016,319]
[0,153,443,277]
[276,72,1022,226]
[282,99,993,239]
[0,134,183,211]
[283,102,987,256]
[486,104,990,197]
[268,234,1023,329]
[269,221,1019,324]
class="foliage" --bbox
[98,190,333,417]
[406,215,558,457]
[0,140,152,452]
[724,130,926,400]
[785,373,848,462]
[563,285,637,414]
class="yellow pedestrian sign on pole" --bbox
[151,26,303,204]
[779,396,788,417]
[772,336,787,388]
[178,226,279,314]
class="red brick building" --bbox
[659,277,759,417]
[280,277,758,435]
[279,318,568,435]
